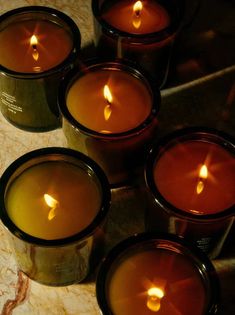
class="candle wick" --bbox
[135,10,141,18]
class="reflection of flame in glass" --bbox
[103,84,112,121]
[147,287,164,312]
[30,35,39,61]
[133,1,143,29]
[44,194,58,221]
[196,164,208,195]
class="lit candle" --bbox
[96,233,219,315]
[154,141,235,214]
[66,67,152,133]
[0,6,81,131]
[145,128,235,258]
[102,0,170,35]
[0,18,73,73]
[6,161,101,240]
[0,148,111,285]
[59,60,160,185]
[92,0,183,87]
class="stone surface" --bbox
[0,1,234,314]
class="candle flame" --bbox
[199,164,208,179]
[30,35,38,47]
[103,84,113,104]
[196,164,208,195]
[44,194,58,221]
[147,287,164,312]
[133,1,143,17]
[103,84,113,121]
[132,1,143,29]
[30,35,39,61]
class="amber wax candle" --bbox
[96,233,219,315]
[59,60,160,186]
[0,6,81,131]
[92,0,184,87]
[145,128,235,259]
[0,148,111,286]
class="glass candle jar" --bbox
[0,147,111,286]
[96,233,220,315]
[0,6,81,131]
[92,0,184,88]
[58,59,160,187]
[145,128,235,259]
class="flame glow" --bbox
[44,194,58,221]
[147,287,164,312]
[196,164,208,195]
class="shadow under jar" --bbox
[92,0,184,88]
[0,148,111,286]
[144,127,235,259]
[96,232,220,315]
[58,60,160,187]
[0,6,81,132]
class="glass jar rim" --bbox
[0,6,81,78]
[145,127,235,221]
[0,147,111,247]
[58,58,161,139]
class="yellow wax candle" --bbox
[66,69,152,133]
[0,19,73,73]
[102,0,170,34]
[6,161,101,240]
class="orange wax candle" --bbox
[102,0,170,35]
[96,234,219,315]
[109,250,205,315]
[59,61,160,185]
[0,19,73,73]
[0,7,81,131]
[145,129,235,258]
[67,68,152,133]
[154,141,235,214]
[92,0,183,87]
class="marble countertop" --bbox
[0,1,235,314]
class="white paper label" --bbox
[1,91,23,114]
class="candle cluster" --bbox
[0,1,234,314]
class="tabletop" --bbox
[0,0,235,314]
